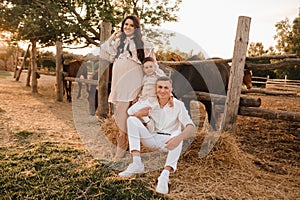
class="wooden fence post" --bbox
[31,40,38,93]
[98,22,112,118]
[56,42,64,102]
[15,44,31,81]
[221,16,251,132]
[26,49,32,87]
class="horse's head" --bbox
[170,64,197,98]
[243,69,252,89]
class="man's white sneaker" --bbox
[156,175,169,194]
[118,162,145,177]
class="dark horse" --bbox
[63,60,89,102]
[87,63,112,115]
[88,71,99,115]
[170,56,252,130]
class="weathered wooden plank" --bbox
[31,41,38,94]
[245,54,298,62]
[15,44,31,81]
[238,106,300,122]
[221,16,251,132]
[64,77,98,85]
[246,58,300,70]
[183,91,261,107]
[98,22,112,118]
[56,42,64,102]
[158,58,232,68]
[241,88,297,95]
[37,71,56,76]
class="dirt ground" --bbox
[0,70,299,199]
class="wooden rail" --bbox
[239,107,300,122]
[183,91,261,107]
[64,77,98,85]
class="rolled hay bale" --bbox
[168,131,261,200]
[99,117,254,170]
[99,116,119,146]
[180,131,254,169]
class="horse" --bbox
[63,60,89,102]
[169,56,252,130]
[88,71,99,115]
[87,63,112,115]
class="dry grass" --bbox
[99,115,299,199]
[0,70,299,199]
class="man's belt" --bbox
[157,132,171,136]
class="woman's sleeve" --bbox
[99,39,119,62]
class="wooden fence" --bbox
[50,17,300,132]
[243,75,300,95]
[266,77,300,93]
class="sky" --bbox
[158,0,299,58]
[45,0,299,58]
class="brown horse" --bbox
[170,56,252,130]
[63,60,89,102]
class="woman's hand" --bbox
[134,107,151,118]
[131,97,138,105]
[111,29,121,40]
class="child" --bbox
[128,57,168,132]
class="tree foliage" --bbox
[247,42,277,78]
[274,13,300,79]
[0,0,182,47]
[247,11,300,80]
[247,42,266,57]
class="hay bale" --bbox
[99,116,119,145]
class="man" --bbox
[118,76,196,194]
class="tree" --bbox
[290,13,300,55]
[0,0,73,92]
[0,0,183,93]
[249,11,300,80]
[247,42,277,78]
[274,11,300,79]
[0,0,182,47]
[247,42,266,57]
[274,18,293,54]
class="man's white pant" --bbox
[127,116,183,171]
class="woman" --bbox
[101,15,162,159]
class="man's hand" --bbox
[164,124,196,150]
[164,136,182,150]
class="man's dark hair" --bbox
[156,76,172,84]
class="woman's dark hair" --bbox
[117,15,145,63]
